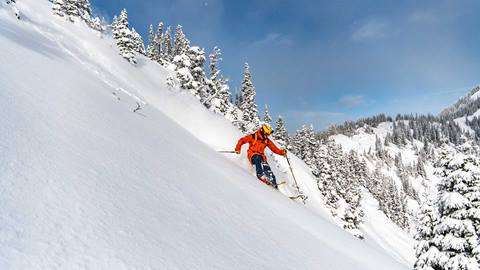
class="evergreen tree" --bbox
[414,197,440,270]
[89,16,106,32]
[417,155,427,178]
[111,15,118,37]
[315,142,336,211]
[263,104,272,125]
[173,24,189,57]
[342,181,364,239]
[131,28,146,55]
[76,0,92,21]
[431,149,480,270]
[155,22,164,61]
[290,126,308,160]
[291,125,319,174]
[188,46,207,100]
[323,141,344,215]
[237,63,259,132]
[146,24,156,59]
[52,0,77,21]
[173,46,206,99]
[112,9,137,64]
[162,26,173,62]
[349,151,368,187]
[375,135,385,159]
[63,0,79,21]
[206,46,231,116]
[272,116,288,147]
[52,0,94,23]
[367,163,384,199]
[52,0,65,17]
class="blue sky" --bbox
[90,0,480,132]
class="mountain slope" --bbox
[440,86,480,136]
[0,1,411,269]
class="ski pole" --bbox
[285,154,300,191]
[217,150,237,154]
[285,154,306,204]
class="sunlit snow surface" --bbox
[0,1,411,269]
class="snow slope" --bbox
[0,1,410,269]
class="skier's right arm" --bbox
[235,135,251,154]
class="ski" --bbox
[289,194,307,200]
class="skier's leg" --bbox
[251,155,265,179]
[261,161,277,188]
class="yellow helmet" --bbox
[261,124,273,136]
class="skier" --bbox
[235,123,287,188]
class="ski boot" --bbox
[261,161,278,189]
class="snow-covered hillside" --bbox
[307,87,480,270]
[441,86,480,136]
[0,1,411,269]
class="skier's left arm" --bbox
[267,140,286,156]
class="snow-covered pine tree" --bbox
[51,0,76,20]
[62,0,79,22]
[431,149,480,270]
[173,24,190,57]
[237,63,259,132]
[206,46,231,116]
[323,140,344,215]
[173,53,194,91]
[414,197,440,270]
[52,0,98,26]
[417,155,427,178]
[155,22,164,61]
[112,9,137,64]
[186,46,206,100]
[341,180,364,239]
[304,125,319,174]
[162,26,173,62]
[131,28,146,55]
[367,162,384,199]
[146,24,156,59]
[263,104,272,125]
[89,17,106,32]
[349,151,368,187]
[375,135,385,159]
[111,15,118,37]
[310,140,347,217]
[52,0,65,17]
[76,0,92,22]
[290,125,308,159]
[146,22,164,63]
[272,116,288,147]
[172,46,206,99]
[315,143,332,199]
[208,47,221,89]
[341,150,366,238]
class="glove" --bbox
[282,149,287,156]
[235,150,240,154]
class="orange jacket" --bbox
[235,130,286,163]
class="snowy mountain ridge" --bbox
[0,0,413,269]
[440,86,480,119]
[439,86,480,138]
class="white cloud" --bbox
[351,19,389,41]
[338,95,364,108]
[252,33,294,47]
[407,10,437,24]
